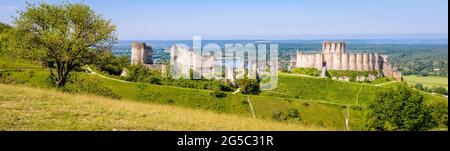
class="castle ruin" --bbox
[129,42,166,75]
[131,42,153,64]
[291,41,402,81]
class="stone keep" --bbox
[131,42,153,65]
[292,41,402,81]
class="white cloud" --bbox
[0,5,17,12]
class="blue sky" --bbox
[0,0,448,40]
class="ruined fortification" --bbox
[131,42,153,64]
[291,41,402,81]
[129,42,166,75]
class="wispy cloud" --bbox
[0,5,17,12]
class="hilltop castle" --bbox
[290,41,401,81]
[128,41,401,81]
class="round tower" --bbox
[356,53,363,71]
[374,53,380,71]
[302,54,308,68]
[324,53,333,69]
[332,53,341,70]
[323,42,330,53]
[348,53,356,70]
[368,53,374,70]
[131,42,150,65]
[315,54,323,69]
[363,53,370,71]
[341,53,349,70]
[307,54,315,67]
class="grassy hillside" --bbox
[403,75,448,89]
[1,56,446,130]
[2,69,352,129]
[262,73,379,106]
[263,73,447,106]
[0,84,328,130]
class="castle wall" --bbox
[348,53,356,70]
[336,42,342,53]
[341,53,349,70]
[295,53,301,67]
[291,41,401,81]
[307,54,316,67]
[374,53,380,70]
[324,53,333,69]
[315,54,323,69]
[362,53,369,71]
[356,53,363,71]
[332,53,341,70]
[330,43,335,53]
[301,54,308,68]
[368,53,374,71]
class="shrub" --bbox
[363,84,435,131]
[414,83,424,90]
[291,68,320,76]
[95,53,129,76]
[272,108,302,122]
[238,79,260,94]
[430,102,448,128]
[0,71,15,84]
[146,76,162,85]
[432,87,448,95]
[61,74,120,99]
[28,70,35,78]
[327,70,379,82]
[124,64,161,82]
[167,99,175,104]
[211,86,226,98]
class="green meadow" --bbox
[403,75,448,90]
[0,56,447,130]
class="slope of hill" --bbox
[263,73,447,106]
[1,56,447,130]
[0,84,327,131]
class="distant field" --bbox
[403,75,448,89]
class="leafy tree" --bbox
[430,102,448,128]
[414,83,424,90]
[0,22,11,33]
[0,22,12,54]
[94,51,129,75]
[364,84,435,131]
[237,78,260,94]
[272,108,302,122]
[210,86,226,98]
[14,2,117,86]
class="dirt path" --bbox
[247,96,256,119]
[232,88,240,94]
[345,105,350,130]
[86,66,131,83]
[375,81,399,86]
